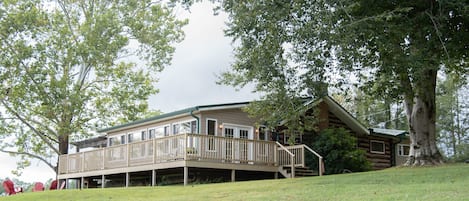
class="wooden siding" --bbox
[200,108,258,137]
[357,136,392,169]
[323,105,393,170]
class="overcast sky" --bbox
[0,2,258,183]
[150,3,259,113]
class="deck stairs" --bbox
[278,166,318,178]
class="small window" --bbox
[149,129,155,139]
[370,140,385,154]
[173,124,180,135]
[207,119,216,136]
[109,137,119,146]
[259,126,268,141]
[120,135,126,144]
[164,126,170,136]
[191,120,198,134]
[141,130,147,141]
[398,144,410,156]
[127,133,134,143]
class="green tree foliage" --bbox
[308,128,371,174]
[436,73,469,158]
[213,0,468,166]
[0,0,186,174]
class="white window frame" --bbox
[206,118,218,136]
[108,134,126,146]
[205,118,218,152]
[127,133,134,143]
[172,120,198,135]
[370,140,385,154]
[397,144,410,156]
[149,124,170,139]
[140,129,148,141]
[258,125,269,141]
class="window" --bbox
[109,135,127,146]
[109,137,120,146]
[370,140,385,154]
[141,130,147,141]
[207,119,216,136]
[173,120,197,135]
[258,126,268,141]
[120,135,126,144]
[284,131,302,144]
[164,125,170,136]
[149,129,155,139]
[127,133,134,143]
[172,124,180,135]
[207,119,217,151]
[398,144,410,156]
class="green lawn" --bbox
[2,164,468,201]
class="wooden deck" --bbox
[58,134,322,186]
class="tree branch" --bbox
[0,99,60,154]
[0,149,56,172]
[425,10,450,61]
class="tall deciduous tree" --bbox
[214,0,468,166]
[436,73,468,158]
[0,0,186,174]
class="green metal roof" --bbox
[370,128,408,137]
[98,101,250,133]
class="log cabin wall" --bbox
[325,106,393,170]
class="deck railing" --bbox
[277,144,324,176]
[59,134,277,174]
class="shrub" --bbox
[454,143,469,163]
[307,128,371,174]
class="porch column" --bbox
[183,167,188,186]
[231,170,236,182]
[274,172,278,179]
[65,178,68,189]
[152,170,156,186]
[101,175,105,188]
[81,177,84,189]
[125,172,130,188]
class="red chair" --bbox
[32,182,45,192]
[2,179,16,195]
[49,180,58,190]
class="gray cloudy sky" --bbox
[149,3,259,113]
[0,2,258,183]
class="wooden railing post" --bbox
[319,157,324,176]
[81,152,85,172]
[126,143,130,167]
[152,138,156,164]
[291,156,295,178]
[303,145,324,176]
[301,146,305,167]
[184,134,188,160]
[102,148,105,170]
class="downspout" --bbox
[190,107,200,134]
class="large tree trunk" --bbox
[404,69,444,166]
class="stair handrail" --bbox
[303,144,324,176]
[276,141,295,178]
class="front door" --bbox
[223,125,253,162]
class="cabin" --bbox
[57,96,409,188]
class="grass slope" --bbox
[1,164,468,201]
